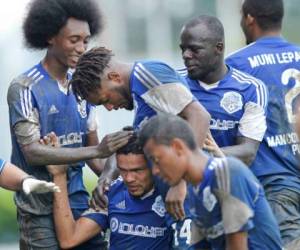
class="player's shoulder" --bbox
[227,42,258,61]
[229,67,266,88]
[211,157,255,190]
[108,176,126,196]
[8,64,45,92]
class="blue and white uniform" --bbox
[83,177,173,250]
[7,62,105,249]
[0,158,6,175]
[226,36,300,244]
[129,60,195,249]
[182,66,267,147]
[189,157,282,250]
[130,60,194,129]
[226,37,300,182]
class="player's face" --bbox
[48,18,91,69]
[180,25,220,81]
[117,153,153,197]
[143,139,186,186]
[86,79,134,111]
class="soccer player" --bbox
[226,0,300,245]
[0,158,59,194]
[46,134,191,250]
[178,15,268,166]
[139,114,283,250]
[70,46,210,223]
[7,0,131,249]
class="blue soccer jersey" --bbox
[83,177,174,250]
[182,66,268,147]
[129,60,195,129]
[0,158,5,175]
[226,36,300,189]
[189,157,282,250]
[7,62,96,215]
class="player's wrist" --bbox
[21,175,35,192]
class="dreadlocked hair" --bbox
[70,47,114,102]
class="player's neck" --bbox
[42,54,69,83]
[200,62,228,85]
[186,149,209,186]
[253,28,281,42]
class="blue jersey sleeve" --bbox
[0,159,6,175]
[82,209,109,231]
[7,75,38,127]
[213,157,259,234]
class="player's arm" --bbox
[50,167,103,249]
[226,232,248,250]
[0,161,58,193]
[85,106,106,176]
[85,130,106,176]
[179,100,210,148]
[219,137,260,166]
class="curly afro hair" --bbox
[23,0,103,50]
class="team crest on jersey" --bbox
[220,91,243,114]
[152,195,166,217]
[77,100,87,118]
[203,187,217,212]
[110,217,119,232]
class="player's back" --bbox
[226,37,300,182]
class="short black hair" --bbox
[23,0,103,49]
[70,47,113,102]
[139,114,197,150]
[117,132,144,155]
[242,0,283,30]
[184,15,224,43]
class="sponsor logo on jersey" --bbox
[58,132,84,146]
[151,196,166,217]
[210,118,239,130]
[220,91,243,114]
[109,217,167,238]
[77,100,87,118]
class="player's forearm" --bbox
[52,174,78,248]
[226,232,248,250]
[221,145,256,166]
[180,101,211,148]
[0,162,28,191]
[22,142,101,166]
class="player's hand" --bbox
[90,155,118,209]
[203,132,225,157]
[165,179,187,220]
[90,177,110,210]
[39,132,68,175]
[22,178,60,195]
[97,130,133,158]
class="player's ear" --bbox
[171,138,186,157]
[245,13,255,26]
[107,72,121,83]
[215,42,224,54]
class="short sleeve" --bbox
[232,69,268,141]
[81,208,109,231]
[0,159,6,175]
[214,158,258,234]
[7,77,41,145]
[133,61,194,115]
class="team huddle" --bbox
[1,0,300,249]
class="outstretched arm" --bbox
[0,161,58,193]
[51,170,102,249]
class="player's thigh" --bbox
[265,188,300,245]
[17,209,59,250]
